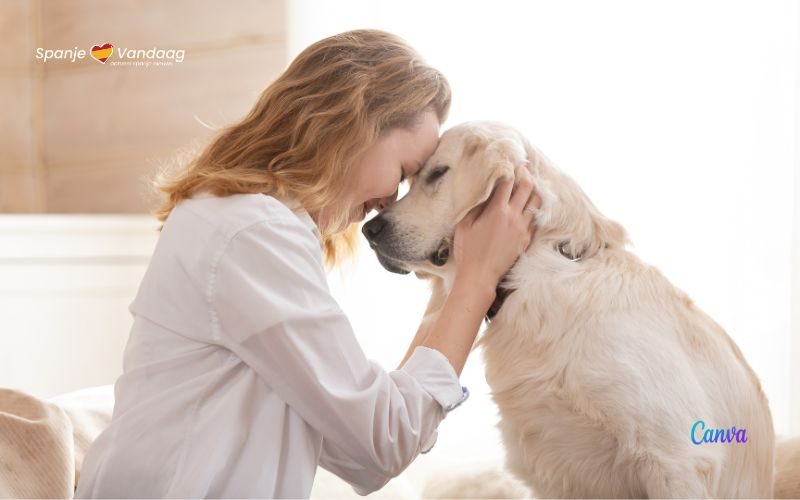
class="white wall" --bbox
[0,216,158,399]
[289,1,800,471]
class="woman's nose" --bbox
[375,190,399,212]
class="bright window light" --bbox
[288,3,800,472]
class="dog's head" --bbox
[362,120,627,279]
[361,121,525,277]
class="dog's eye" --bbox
[426,166,450,184]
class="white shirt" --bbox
[74,192,468,499]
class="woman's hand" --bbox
[452,167,541,296]
[416,167,541,377]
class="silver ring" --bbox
[525,207,537,215]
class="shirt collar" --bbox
[272,194,321,241]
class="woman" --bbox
[76,29,537,498]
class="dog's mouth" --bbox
[369,239,451,274]
[429,240,450,267]
[373,250,410,275]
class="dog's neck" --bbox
[483,241,589,323]
[426,239,587,325]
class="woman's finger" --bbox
[530,192,543,209]
[458,202,483,228]
[510,168,535,213]
[488,176,514,210]
[523,193,542,222]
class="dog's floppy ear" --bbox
[453,132,528,222]
[539,171,629,260]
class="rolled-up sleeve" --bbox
[319,347,470,495]
[209,218,468,494]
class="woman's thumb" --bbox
[459,203,484,228]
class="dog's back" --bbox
[478,135,775,497]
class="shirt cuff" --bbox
[420,430,438,454]
[400,346,469,414]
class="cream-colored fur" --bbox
[369,121,781,498]
[421,464,530,499]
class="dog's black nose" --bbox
[362,214,387,243]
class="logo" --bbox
[90,43,113,63]
[35,42,184,67]
[691,420,748,445]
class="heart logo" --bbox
[90,43,113,63]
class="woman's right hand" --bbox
[452,167,541,296]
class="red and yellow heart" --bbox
[90,43,113,63]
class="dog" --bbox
[362,121,779,498]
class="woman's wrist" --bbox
[420,279,494,377]
[451,273,496,315]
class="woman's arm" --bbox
[420,277,495,377]
[396,276,447,370]
[401,168,540,377]
[396,277,492,375]
[211,217,467,494]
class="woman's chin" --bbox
[341,202,371,226]
[353,203,367,223]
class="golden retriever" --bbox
[362,121,780,498]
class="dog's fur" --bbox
[363,121,781,498]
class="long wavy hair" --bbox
[151,29,451,267]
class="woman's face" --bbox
[342,110,441,225]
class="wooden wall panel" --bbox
[0,0,287,213]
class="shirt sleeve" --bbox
[318,352,469,496]
[208,218,469,494]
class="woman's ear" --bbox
[453,134,527,222]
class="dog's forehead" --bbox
[429,127,476,163]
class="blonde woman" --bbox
[75,29,537,498]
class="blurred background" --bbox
[1,0,798,495]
